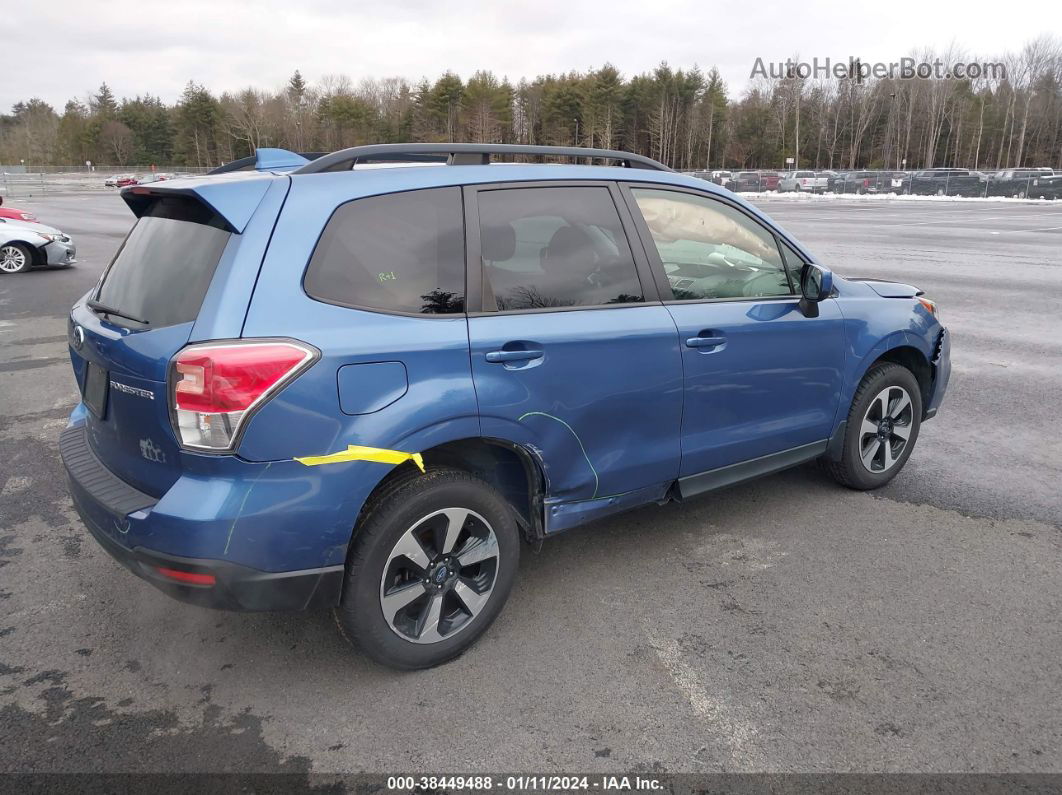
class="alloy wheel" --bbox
[379,508,499,644]
[0,245,27,273]
[858,385,914,473]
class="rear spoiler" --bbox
[121,174,277,234]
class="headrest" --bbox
[545,225,592,258]
[481,223,516,261]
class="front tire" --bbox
[0,243,31,274]
[334,467,520,670]
[823,363,923,490]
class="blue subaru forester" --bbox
[62,144,950,669]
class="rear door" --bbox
[69,195,235,496]
[621,184,845,482]
[465,182,683,510]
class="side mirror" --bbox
[798,263,833,317]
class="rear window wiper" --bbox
[87,299,150,325]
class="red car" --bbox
[116,175,139,187]
[0,197,37,223]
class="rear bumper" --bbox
[924,327,951,420]
[61,424,343,611]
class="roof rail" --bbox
[293,143,673,174]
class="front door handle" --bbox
[685,336,726,349]
[485,349,544,363]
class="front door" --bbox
[623,185,846,480]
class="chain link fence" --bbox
[681,168,1060,199]
[0,166,212,199]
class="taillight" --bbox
[171,340,317,451]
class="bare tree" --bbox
[100,120,134,165]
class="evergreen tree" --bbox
[91,83,118,119]
[287,70,307,104]
[174,81,222,167]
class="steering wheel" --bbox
[708,251,760,272]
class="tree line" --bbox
[2,36,1060,172]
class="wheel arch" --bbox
[859,342,933,417]
[349,436,547,554]
[1,239,44,268]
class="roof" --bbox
[118,151,796,255]
[287,162,723,199]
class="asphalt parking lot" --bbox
[1,192,1060,777]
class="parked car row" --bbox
[683,166,1060,198]
[985,168,1056,198]
[103,172,182,188]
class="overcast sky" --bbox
[9,0,1057,112]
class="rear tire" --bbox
[0,243,31,274]
[822,363,923,490]
[334,467,520,670]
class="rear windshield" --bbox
[94,196,230,328]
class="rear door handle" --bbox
[685,336,726,349]
[485,349,544,363]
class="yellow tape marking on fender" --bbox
[294,445,425,472]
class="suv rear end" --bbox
[62,174,347,610]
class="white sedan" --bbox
[0,219,77,274]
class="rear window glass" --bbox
[304,187,465,314]
[95,196,230,328]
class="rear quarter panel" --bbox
[235,174,480,557]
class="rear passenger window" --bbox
[304,187,465,314]
[477,187,644,310]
